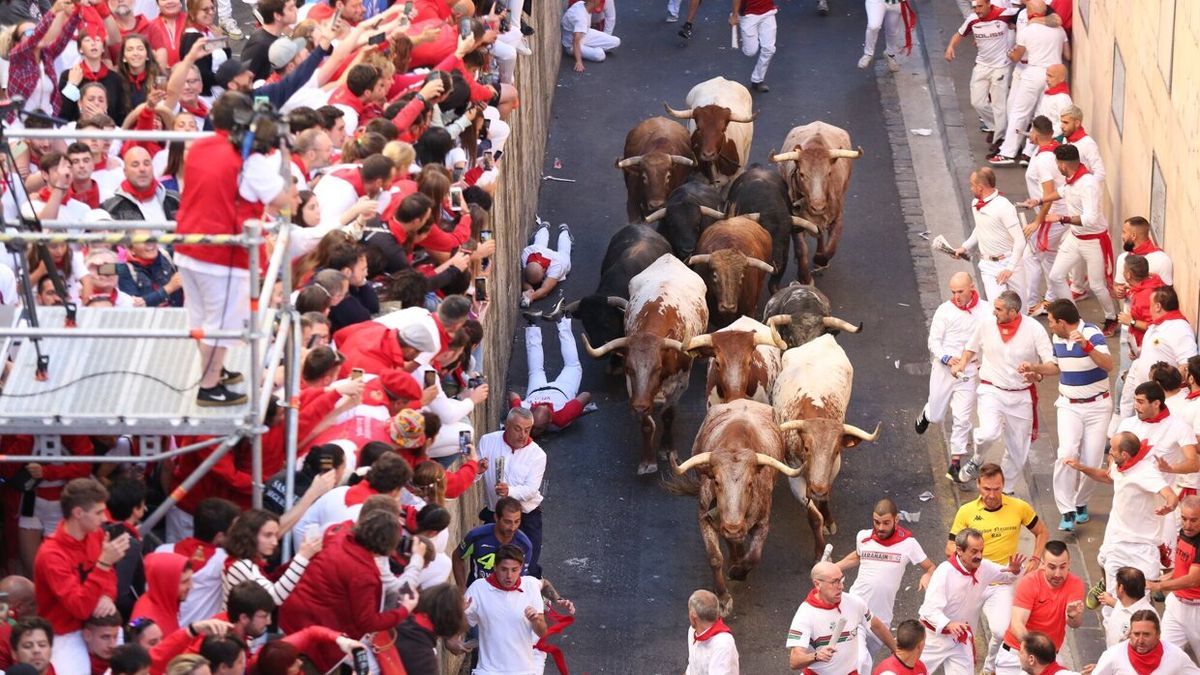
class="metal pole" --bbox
[0,231,258,246]
[4,129,213,142]
[248,219,264,510]
[258,313,291,408]
[138,435,238,535]
[256,222,290,325]
[0,434,226,464]
[0,327,248,339]
[281,220,300,561]
[41,220,178,231]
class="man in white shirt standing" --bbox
[990,0,1068,166]
[952,290,1055,487]
[477,408,547,577]
[1017,115,1068,316]
[944,0,1014,146]
[685,589,739,675]
[1097,566,1157,647]
[918,528,1023,675]
[954,168,1027,303]
[915,272,990,482]
[1020,64,1072,158]
[464,544,547,675]
[1118,287,1197,420]
[835,498,934,672]
[785,561,897,674]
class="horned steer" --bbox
[770,122,863,282]
[687,316,784,407]
[665,76,756,188]
[725,166,819,293]
[616,117,696,221]
[772,334,880,558]
[688,216,774,325]
[672,399,801,615]
[644,176,725,261]
[763,283,862,349]
[584,254,708,475]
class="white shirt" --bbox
[1016,20,1067,68]
[312,170,362,228]
[686,626,739,675]
[957,7,1015,68]
[1117,412,1198,487]
[1060,171,1107,236]
[1101,595,1157,647]
[1062,133,1106,183]
[290,485,358,550]
[155,542,228,626]
[1092,638,1200,674]
[785,592,871,675]
[1101,457,1169,550]
[848,529,928,625]
[0,263,17,306]
[929,296,989,375]
[963,190,1025,269]
[1025,144,1068,220]
[1133,319,1198,383]
[1034,89,1074,138]
[919,556,1016,632]
[967,315,1055,391]
[1174,393,1200,440]
[464,575,543,675]
[561,2,592,48]
[1114,248,1174,287]
[477,430,546,513]
[520,245,569,281]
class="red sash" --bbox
[535,608,576,674]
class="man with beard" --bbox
[786,561,897,674]
[452,497,532,590]
[993,541,1085,674]
[1089,611,1200,674]
[836,498,935,672]
[477,408,546,576]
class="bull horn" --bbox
[673,451,713,474]
[791,216,820,235]
[582,334,628,358]
[768,323,788,349]
[755,453,803,477]
[606,296,629,311]
[685,334,713,352]
[843,422,881,442]
[829,146,864,160]
[664,103,694,119]
[741,213,761,223]
[687,254,712,267]
[670,155,696,167]
[778,420,809,433]
[746,257,775,274]
[661,337,687,353]
[698,206,726,219]
[616,156,643,168]
[765,314,793,329]
[729,111,758,124]
[753,332,786,350]
[644,208,667,223]
[823,316,862,333]
[771,150,801,163]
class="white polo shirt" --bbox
[1092,638,1199,674]
[1117,412,1198,488]
[1135,319,1197,376]
[686,625,739,675]
[1060,132,1106,182]
[928,296,989,375]
[957,6,1015,68]
[465,575,543,675]
[1102,457,1169,550]
[967,315,1055,391]
[1102,596,1157,647]
[1114,248,1174,286]
[1016,20,1067,68]
[1060,170,1107,236]
[1025,145,1068,218]
[476,430,546,513]
[848,529,928,625]
[785,592,870,675]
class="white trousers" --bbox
[978,258,1025,306]
[565,30,621,62]
[1051,395,1112,514]
[426,420,474,460]
[993,643,1023,675]
[924,367,978,457]
[526,320,582,398]
[1049,233,1117,319]
[921,629,975,675]
[982,582,1015,671]
[50,630,88,674]
[1161,594,1200,657]
[970,63,1010,139]
[999,65,1046,158]
[1021,226,1065,309]
[1099,542,1160,621]
[858,630,882,675]
[862,0,903,57]
[739,10,778,84]
[974,384,1035,487]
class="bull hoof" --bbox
[729,565,749,581]
[823,522,838,536]
[718,594,734,617]
[637,461,658,476]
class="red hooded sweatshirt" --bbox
[334,322,410,377]
[132,552,189,635]
[33,522,118,635]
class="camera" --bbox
[229,98,291,156]
[468,374,485,388]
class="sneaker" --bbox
[542,296,566,322]
[752,81,770,93]
[560,223,574,245]
[1102,318,1120,337]
[1071,288,1090,301]
[1085,580,1105,610]
[957,456,982,483]
[678,22,693,39]
[220,368,243,386]
[1018,154,1030,166]
[979,123,995,133]
[196,384,248,407]
[219,17,244,40]
[1075,504,1090,524]
[1058,512,1076,531]
[914,412,929,435]
[520,22,535,36]
[817,0,829,14]
[666,12,679,21]
[520,310,542,327]
[987,154,1016,166]
[885,53,899,73]
[857,54,871,69]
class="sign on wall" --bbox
[1150,154,1166,244]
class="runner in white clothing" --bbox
[954,168,1026,303]
[1088,611,1200,674]
[990,0,1068,165]
[685,589,739,675]
[1020,64,1072,158]
[1118,287,1198,419]
[1097,567,1157,647]
[944,0,1015,144]
[785,561,897,674]
[563,0,620,71]
[858,0,915,73]
[463,545,547,675]
[521,221,572,308]
[1017,115,1068,316]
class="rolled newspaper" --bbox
[931,234,967,259]
[496,456,506,485]
[731,25,739,49]
[830,618,846,652]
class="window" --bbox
[1158,0,1176,91]
[1111,44,1125,136]
[1150,155,1166,244]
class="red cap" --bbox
[362,368,422,408]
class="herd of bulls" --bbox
[560,76,881,615]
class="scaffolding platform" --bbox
[0,307,255,435]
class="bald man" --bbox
[786,561,897,674]
[100,146,179,223]
[916,272,990,483]
[1021,63,1072,158]
[686,589,739,674]
[520,221,572,308]
[0,575,38,668]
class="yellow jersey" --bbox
[950,495,1038,564]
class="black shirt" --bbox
[241,28,278,82]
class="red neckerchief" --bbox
[1187,389,1200,401]
[1064,127,1088,143]
[328,85,366,115]
[955,291,979,313]
[997,315,1022,343]
[344,481,377,506]
[121,179,159,202]
[1044,82,1070,96]
[127,69,148,89]
[948,555,978,585]
[1037,140,1060,153]
[535,607,575,674]
[486,572,522,592]
[1132,240,1161,255]
[973,190,999,211]
[89,651,109,675]
[173,537,217,569]
[1150,310,1187,326]
[900,0,917,55]
[692,618,732,643]
[1064,164,1091,185]
[80,59,109,81]
[291,154,309,182]
[1127,641,1164,675]
[1118,439,1153,472]
[527,252,553,270]
[412,612,435,633]
[69,179,100,208]
[36,187,57,202]
[180,98,209,118]
[94,155,109,171]
[862,525,912,547]
[803,588,840,611]
[89,289,119,305]
[128,253,157,267]
[1142,406,1170,424]
[1042,663,1069,675]
[330,167,367,197]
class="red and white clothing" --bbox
[514,319,585,433]
[997,13,1067,158]
[735,0,777,86]
[312,164,386,228]
[873,654,928,674]
[918,556,1017,675]
[464,575,544,675]
[993,570,1085,674]
[374,306,447,367]
[1099,447,1171,608]
[521,228,572,282]
[1022,141,1068,309]
[476,430,546,514]
[1091,639,1200,674]
[958,4,1016,139]
[963,189,1026,303]
[290,482,377,550]
[785,590,872,675]
[560,0,621,63]
[1118,409,1198,548]
[861,0,915,60]
[1160,528,1200,656]
[1049,322,1113,516]
[34,523,117,673]
[1048,166,1117,320]
[1022,82,1073,156]
[1058,128,1106,182]
[850,526,928,669]
[923,293,989,458]
[154,537,227,625]
[1120,317,1198,419]
[1115,243,1174,288]
[686,619,739,675]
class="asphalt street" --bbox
[508,1,950,671]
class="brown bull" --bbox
[770,121,863,282]
[687,316,785,407]
[671,399,802,616]
[665,76,756,186]
[687,216,773,325]
[617,117,696,221]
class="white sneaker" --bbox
[666,13,679,22]
[219,18,244,40]
[516,38,532,56]
[857,54,871,69]
[885,53,899,72]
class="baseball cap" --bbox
[389,408,426,449]
[215,59,250,88]
[268,37,307,71]
[396,323,438,354]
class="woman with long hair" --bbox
[293,190,320,228]
[27,240,84,303]
[0,2,82,119]
[157,111,197,191]
[220,508,320,608]
[180,0,229,94]
[117,33,163,113]
[146,0,188,68]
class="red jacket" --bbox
[12,434,96,501]
[335,322,409,377]
[149,614,342,675]
[417,208,472,253]
[444,458,479,499]
[34,522,118,634]
[1129,273,1166,348]
[255,388,341,476]
[175,133,261,269]
[279,525,411,671]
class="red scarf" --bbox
[330,167,367,197]
[1127,641,1164,675]
[1149,310,1187,327]
[35,187,58,202]
[180,98,209,118]
[328,85,366,115]
[997,315,1022,343]
[692,618,732,643]
[955,291,979,313]
[803,588,840,611]
[1064,164,1091,185]
[95,155,109,171]
[69,180,101,208]
[973,199,987,211]
[1064,127,1088,143]
[1044,82,1070,96]
[1132,240,1161,255]
[1037,140,1060,154]
[862,525,912,547]
[527,252,553,270]
[534,607,576,674]
[900,0,917,55]
[1042,663,1069,674]
[344,481,377,506]
[121,179,159,202]
[80,60,109,81]
[1118,439,1153,472]
[948,555,978,585]
[1187,389,1200,401]
[128,253,158,267]
[1143,406,1170,424]
[291,154,309,182]
[485,572,522,592]
[173,537,217,570]
[127,69,148,90]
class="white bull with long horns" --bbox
[664,76,756,188]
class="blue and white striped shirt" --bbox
[1052,323,1110,400]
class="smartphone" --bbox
[97,263,118,276]
[449,185,463,211]
[423,370,437,388]
[397,534,413,556]
[350,368,364,381]
[403,0,413,15]
[480,229,492,242]
[154,74,167,88]
[458,430,471,454]
[452,165,465,182]
[459,18,472,39]
[331,6,343,26]
[319,454,333,471]
[475,276,486,302]
[306,333,320,349]
[400,581,415,599]
[351,647,370,675]
[368,32,386,45]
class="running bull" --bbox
[616,116,696,221]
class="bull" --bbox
[670,399,802,615]
[644,175,725,260]
[686,316,784,407]
[762,283,863,349]
[583,254,709,475]
[664,76,756,188]
[773,334,880,558]
[687,216,774,325]
[769,122,863,281]
[616,117,697,221]
[725,166,819,293]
